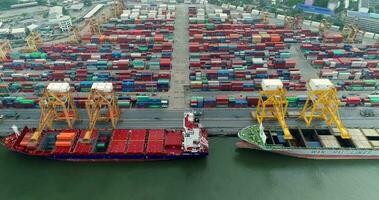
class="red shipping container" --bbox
[108,140,127,154]
[112,129,129,141]
[165,131,182,149]
[148,129,165,141]
[146,140,164,154]
[126,141,145,154]
[129,129,147,141]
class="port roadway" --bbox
[1,107,379,136]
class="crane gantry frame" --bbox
[0,40,12,62]
[84,82,120,143]
[300,79,350,139]
[319,19,332,34]
[29,83,79,146]
[255,79,292,140]
[342,24,360,44]
[261,11,270,24]
[24,31,43,53]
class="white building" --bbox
[358,0,369,13]
[11,28,26,38]
[27,24,39,32]
[57,16,72,32]
[49,6,63,19]
[327,0,340,11]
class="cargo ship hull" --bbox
[237,125,379,160]
[236,140,379,159]
[6,148,207,162]
[1,112,208,162]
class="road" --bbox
[1,107,379,136]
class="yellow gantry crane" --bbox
[342,24,360,44]
[25,31,43,52]
[319,19,332,34]
[261,11,270,24]
[300,79,350,139]
[84,82,120,143]
[29,83,79,146]
[0,40,12,61]
[255,79,292,140]
[112,0,126,18]
[284,16,294,29]
[69,26,82,44]
[294,15,303,30]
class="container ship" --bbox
[236,78,379,159]
[237,125,379,159]
[1,111,208,161]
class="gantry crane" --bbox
[29,83,79,146]
[300,79,349,139]
[284,16,294,29]
[342,24,360,44]
[0,40,12,62]
[24,31,43,52]
[255,79,292,140]
[319,19,332,34]
[261,11,270,24]
[294,15,304,30]
[84,82,120,142]
[70,16,103,44]
[112,0,126,18]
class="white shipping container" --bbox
[236,6,244,12]
[251,9,260,16]
[309,79,334,91]
[261,79,283,91]
[277,14,285,20]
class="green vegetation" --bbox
[42,11,48,18]
[0,0,14,9]
[286,0,304,7]
[84,0,92,7]
[63,6,69,15]
[314,0,329,8]
[36,0,47,5]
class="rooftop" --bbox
[296,4,335,16]
[83,4,104,19]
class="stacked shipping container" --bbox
[188,6,307,92]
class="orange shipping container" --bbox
[55,141,72,147]
[271,35,281,42]
[99,35,107,43]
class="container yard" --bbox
[2,2,379,200]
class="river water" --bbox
[0,137,378,200]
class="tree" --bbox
[286,0,304,7]
[314,0,329,8]
[0,0,14,10]
[36,0,47,5]
[84,0,92,7]
[313,14,323,22]
[42,11,49,18]
[63,7,69,15]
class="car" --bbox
[3,112,20,119]
[360,109,375,117]
[193,110,203,117]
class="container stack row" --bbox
[301,43,379,91]
[190,94,379,108]
[0,95,168,109]
[188,6,307,92]
[2,4,175,95]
